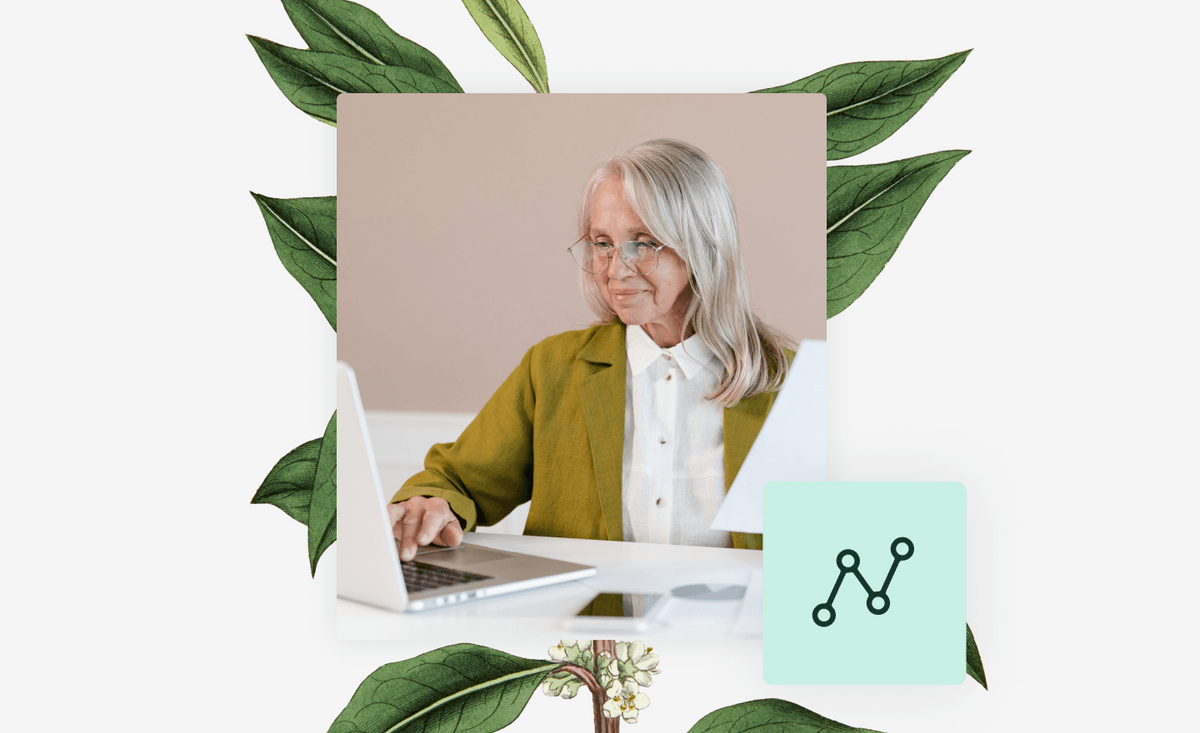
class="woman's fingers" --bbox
[398,500,426,561]
[433,514,464,548]
[389,497,460,560]
[416,504,446,545]
[386,501,407,540]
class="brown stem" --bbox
[592,640,619,733]
[556,660,613,733]
[558,663,603,697]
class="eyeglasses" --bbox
[568,240,667,275]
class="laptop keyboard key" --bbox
[401,560,493,592]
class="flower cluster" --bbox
[542,640,661,724]
[541,640,593,700]
[602,642,659,723]
[603,679,649,723]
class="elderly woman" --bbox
[389,139,793,560]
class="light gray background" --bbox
[338,93,826,412]
[5,1,1198,731]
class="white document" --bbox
[709,339,827,534]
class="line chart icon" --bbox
[812,537,914,627]
[763,481,965,684]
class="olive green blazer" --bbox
[393,321,780,550]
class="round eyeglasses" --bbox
[567,240,666,275]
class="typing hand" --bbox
[387,496,464,561]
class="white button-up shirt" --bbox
[621,325,732,547]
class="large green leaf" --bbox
[252,437,321,525]
[309,411,337,576]
[688,698,884,733]
[826,150,969,317]
[282,0,463,92]
[328,644,559,733]
[461,0,548,93]
[250,193,337,330]
[967,623,988,689]
[755,50,971,160]
[247,36,458,125]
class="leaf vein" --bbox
[827,63,940,117]
[481,0,544,92]
[382,662,556,733]
[258,198,337,267]
[302,1,387,65]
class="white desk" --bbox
[337,533,764,642]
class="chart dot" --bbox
[812,603,836,627]
[866,591,890,615]
[837,550,859,570]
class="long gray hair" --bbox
[576,139,793,406]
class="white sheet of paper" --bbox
[709,339,827,533]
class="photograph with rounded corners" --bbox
[337,93,826,640]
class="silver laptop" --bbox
[337,361,596,612]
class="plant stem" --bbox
[592,640,619,733]
[558,664,602,697]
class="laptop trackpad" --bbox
[410,543,514,568]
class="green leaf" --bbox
[247,35,459,125]
[967,622,988,689]
[461,0,549,93]
[826,150,969,317]
[250,192,337,330]
[754,50,971,160]
[309,411,337,576]
[249,413,335,575]
[282,0,463,92]
[328,644,559,733]
[688,698,884,733]
[252,437,321,525]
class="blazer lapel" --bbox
[578,323,627,542]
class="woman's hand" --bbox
[387,496,464,561]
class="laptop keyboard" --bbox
[401,559,493,592]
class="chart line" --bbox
[812,537,914,627]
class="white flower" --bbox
[602,679,650,723]
[548,640,592,662]
[559,679,582,699]
[545,642,592,701]
[542,674,569,697]
[608,641,661,687]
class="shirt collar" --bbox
[626,324,717,380]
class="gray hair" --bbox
[576,139,793,406]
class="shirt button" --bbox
[664,373,672,381]
[656,498,663,506]
[663,355,672,361]
[659,437,667,445]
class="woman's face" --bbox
[589,177,691,348]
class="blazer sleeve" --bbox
[390,346,537,532]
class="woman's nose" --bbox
[606,247,637,278]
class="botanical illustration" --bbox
[246,0,983,728]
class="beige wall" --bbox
[338,93,825,412]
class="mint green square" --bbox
[763,482,965,684]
